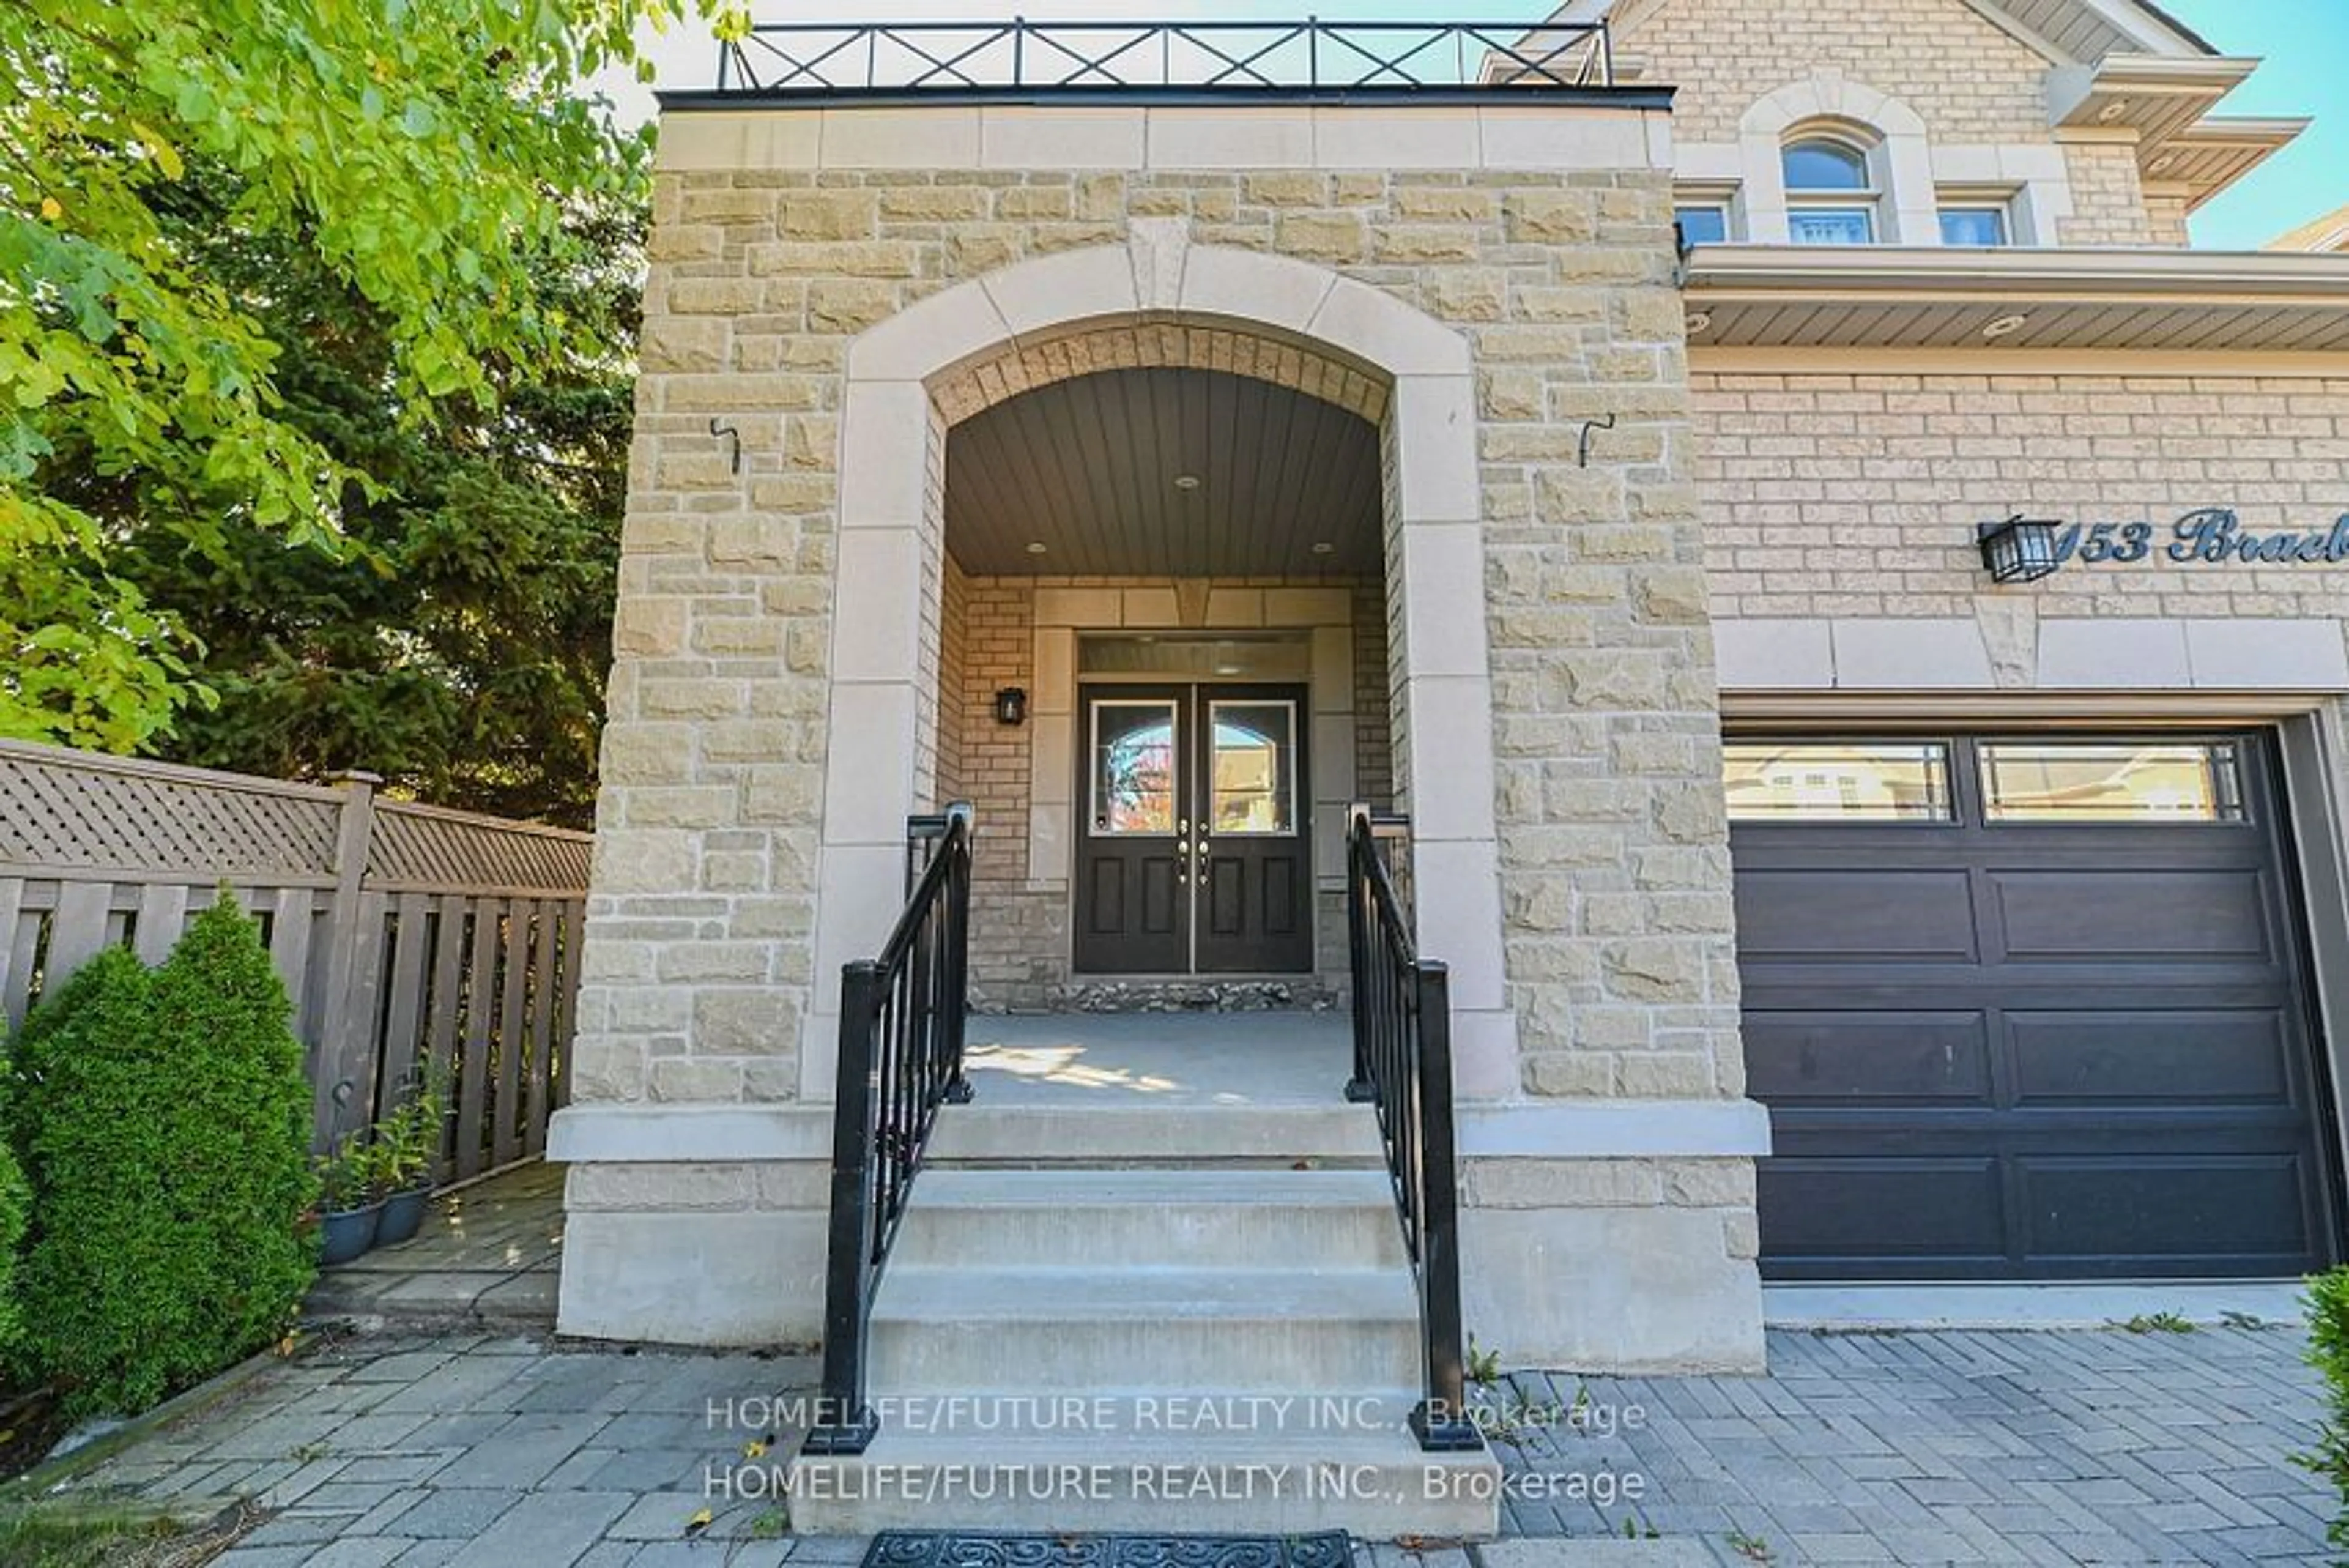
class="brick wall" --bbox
[2058,142,2156,247]
[1614,0,2050,144]
[1694,368,2349,625]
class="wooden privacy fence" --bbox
[0,739,593,1180]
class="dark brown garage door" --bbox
[1729,733,2339,1280]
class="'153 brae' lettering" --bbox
[2049,508,2349,567]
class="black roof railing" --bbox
[708,19,1616,98]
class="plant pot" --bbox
[317,1200,384,1266]
[374,1184,434,1247]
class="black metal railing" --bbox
[1343,803,1480,1453]
[803,803,975,1456]
[714,20,1614,96]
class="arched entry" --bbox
[803,227,1515,1098]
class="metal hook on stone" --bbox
[1576,414,1617,469]
[710,418,742,476]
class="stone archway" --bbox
[801,225,1516,1100]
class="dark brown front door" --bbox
[1074,683,1312,975]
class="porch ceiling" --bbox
[942,367,1384,578]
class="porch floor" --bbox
[304,1160,563,1328]
[961,1009,1353,1106]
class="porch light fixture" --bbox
[994,687,1028,727]
[1311,541,1335,555]
[1978,515,2062,584]
[1025,541,1048,555]
[1173,473,1201,491]
[1982,313,2029,340]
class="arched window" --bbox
[1782,135,1880,245]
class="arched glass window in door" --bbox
[1091,701,1178,834]
[1783,136,1879,245]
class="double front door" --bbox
[1074,683,1313,975]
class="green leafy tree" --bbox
[1,0,740,751]
[15,897,316,1417]
[109,169,637,826]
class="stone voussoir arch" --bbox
[804,226,1516,1102]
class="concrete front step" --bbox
[787,1422,1502,1536]
[895,1169,1409,1271]
[871,1264,1422,1393]
[925,1104,1382,1165]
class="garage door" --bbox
[1729,733,2339,1280]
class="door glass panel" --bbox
[1980,741,2244,822]
[1091,702,1178,834]
[1208,702,1296,835]
[1724,741,1952,820]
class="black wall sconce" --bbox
[993,687,1028,726]
[1977,515,2061,584]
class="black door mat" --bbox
[861,1531,1353,1568]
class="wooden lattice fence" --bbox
[0,739,592,1180]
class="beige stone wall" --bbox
[1694,365,2349,628]
[579,144,1740,1107]
[1614,0,2049,144]
[2057,141,2156,247]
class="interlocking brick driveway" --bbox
[27,1323,2333,1566]
[1492,1325,2332,1563]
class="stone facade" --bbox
[557,98,1768,1372]
[1616,0,2050,144]
[582,130,1743,1110]
[558,0,2347,1376]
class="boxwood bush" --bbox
[0,1024,25,1355]
[15,896,316,1417]
[2304,1266,2349,1555]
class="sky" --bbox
[606,0,2349,250]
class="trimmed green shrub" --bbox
[2301,1266,2349,1554]
[16,896,316,1417]
[0,1022,27,1355]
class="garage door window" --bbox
[1980,741,2245,822]
[1723,741,1951,821]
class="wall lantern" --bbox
[1977,515,2061,584]
[994,687,1028,727]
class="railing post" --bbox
[1408,959,1481,1452]
[943,803,975,1104]
[1343,802,1375,1103]
[804,960,883,1455]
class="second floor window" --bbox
[1939,205,2011,247]
[1783,137,1878,245]
[1676,204,1730,246]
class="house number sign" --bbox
[2050,507,2349,567]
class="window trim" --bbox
[1781,132,1884,246]
[1936,185,2021,248]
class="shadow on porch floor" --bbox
[961,1010,1354,1106]
[305,1159,563,1329]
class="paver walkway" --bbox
[28,1324,2332,1566]
[1493,1323,2332,1563]
[304,1161,563,1327]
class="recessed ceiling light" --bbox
[2097,98,2128,124]
[1025,541,1048,554]
[1173,474,1201,491]
[1982,314,2029,340]
[1685,311,1713,335]
[1311,541,1335,555]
